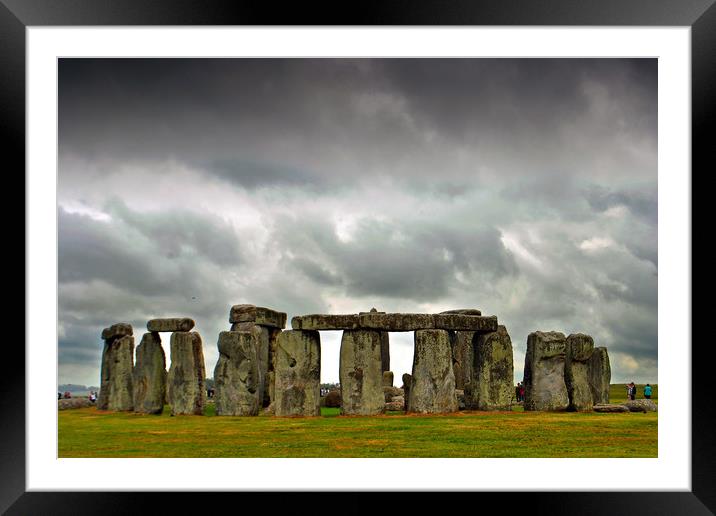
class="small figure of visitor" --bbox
[63,391,72,399]
[627,382,637,400]
[515,382,521,402]
[88,391,97,403]
[519,383,525,402]
[58,392,62,400]
[643,384,652,399]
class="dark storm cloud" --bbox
[57,58,658,384]
[59,58,657,189]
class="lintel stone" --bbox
[230,304,287,328]
[147,318,195,332]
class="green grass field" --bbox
[58,384,657,458]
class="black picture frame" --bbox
[3,1,712,513]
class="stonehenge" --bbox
[274,330,321,416]
[565,333,595,411]
[467,325,514,411]
[97,306,613,418]
[523,331,569,411]
[588,347,611,404]
[133,332,167,414]
[407,330,459,414]
[167,331,206,415]
[98,323,134,411]
[339,330,385,415]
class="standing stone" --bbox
[588,347,611,404]
[382,371,394,387]
[451,331,475,390]
[339,330,385,415]
[274,330,321,416]
[132,332,166,414]
[523,331,568,411]
[565,333,595,411]
[98,334,135,411]
[401,373,412,412]
[408,330,458,414]
[214,330,260,416]
[265,328,282,407]
[468,325,514,410]
[167,331,206,415]
[380,332,390,372]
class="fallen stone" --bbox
[339,330,385,415]
[383,386,404,402]
[468,325,514,410]
[382,370,394,387]
[274,330,321,416]
[408,330,458,414]
[523,331,569,411]
[440,309,482,316]
[451,331,475,390]
[291,314,360,331]
[101,322,133,341]
[147,318,195,333]
[588,347,612,404]
[98,334,134,411]
[132,332,167,414]
[623,399,658,412]
[385,400,404,411]
[229,304,287,329]
[565,333,595,411]
[593,403,630,413]
[59,398,94,410]
[213,330,260,416]
[167,331,206,415]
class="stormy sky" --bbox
[58,58,657,387]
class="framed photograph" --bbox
[5,0,711,513]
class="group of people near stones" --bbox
[96,305,619,417]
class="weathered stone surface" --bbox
[98,334,134,411]
[467,325,514,410]
[266,327,282,407]
[408,330,458,414]
[380,332,390,372]
[274,330,321,416]
[433,314,498,332]
[623,399,658,412]
[382,370,394,387]
[291,314,360,330]
[588,347,611,404]
[214,330,260,416]
[565,333,595,412]
[451,331,475,390]
[132,332,167,414]
[523,331,569,411]
[101,322,133,341]
[455,389,466,410]
[229,304,287,329]
[593,403,630,413]
[440,309,482,316]
[401,373,412,411]
[58,398,94,410]
[167,331,206,415]
[383,386,404,402]
[360,312,434,331]
[339,330,385,415]
[147,318,195,333]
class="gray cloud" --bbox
[57,58,657,386]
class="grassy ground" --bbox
[59,384,656,458]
